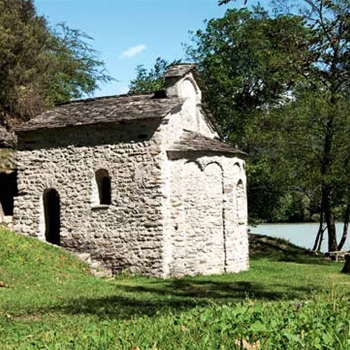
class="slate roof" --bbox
[168,130,246,156]
[16,93,184,132]
[163,64,197,78]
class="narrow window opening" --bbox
[95,169,111,205]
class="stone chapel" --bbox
[13,65,249,277]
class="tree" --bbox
[188,0,350,251]
[0,0,112,123]
[130,1,350,251]
[286,0,350,252]
[45,23,112,106]
[186,6,309,145]
[186,6,311,224]
[0,0,49,121]
[129,57,180,93]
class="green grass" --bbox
[1,228,350,349]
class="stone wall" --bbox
[14,121,169,276]
[161,73,217,150]
[167,153,249,276]
[160,74,249,276]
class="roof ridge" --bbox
[163,64,197,78]
[15,94,185,132]
[55,92,155,107]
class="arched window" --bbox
[95,169,111,205]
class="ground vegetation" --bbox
[1,228,349,349]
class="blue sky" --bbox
[34,0,271,97]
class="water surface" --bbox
[250,223,349,252]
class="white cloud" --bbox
[119,44,146,59]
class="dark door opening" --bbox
[43,188,60,245]
[0,171,18,216]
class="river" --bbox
[250,222,349,252]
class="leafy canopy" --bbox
[0,0,112,122]
[129,57,181,94]
[186,6,310,146]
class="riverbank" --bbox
[249,233,322,263]
[250,222,350,252]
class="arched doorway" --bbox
[43,188,60,245]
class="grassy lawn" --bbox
[1,228,350,349]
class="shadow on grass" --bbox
[40,278,324,320]
[31,233,334,320]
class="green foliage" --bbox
[258,0,350,249]
[0,149,15,172]
[219,0,247,5]
[186,1,350,250]
[0,0,50,120]
[185,5,313,225]
[0,0,112,122]
[186,6,309,145]
[129,57,168,93]
[129,57,180,93]
[44,23,112,106]
[1,228,350,348]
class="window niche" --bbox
[92,169,111,209]
[236,179,246,223]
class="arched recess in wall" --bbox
[170,160,226,274]
[236,179,246,223]
[182,160,203,217]
[43,188,60,245]
[95,169,111,205]
[184,159,203,171]
[180,79,198,131]
[233,162,241,174]
[203,162,226,271]
[181,78,198,97]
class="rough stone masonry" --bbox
[13,65,249,277]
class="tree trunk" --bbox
[341,255,350,273]
[321,111,337,252]
[313,212,325,251]
[337,203,350,251]
[324,191,337,252]
[317,225,326,252]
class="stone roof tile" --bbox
[16,93,184,132]
[163,64,197,78]
[168,130,246,156]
